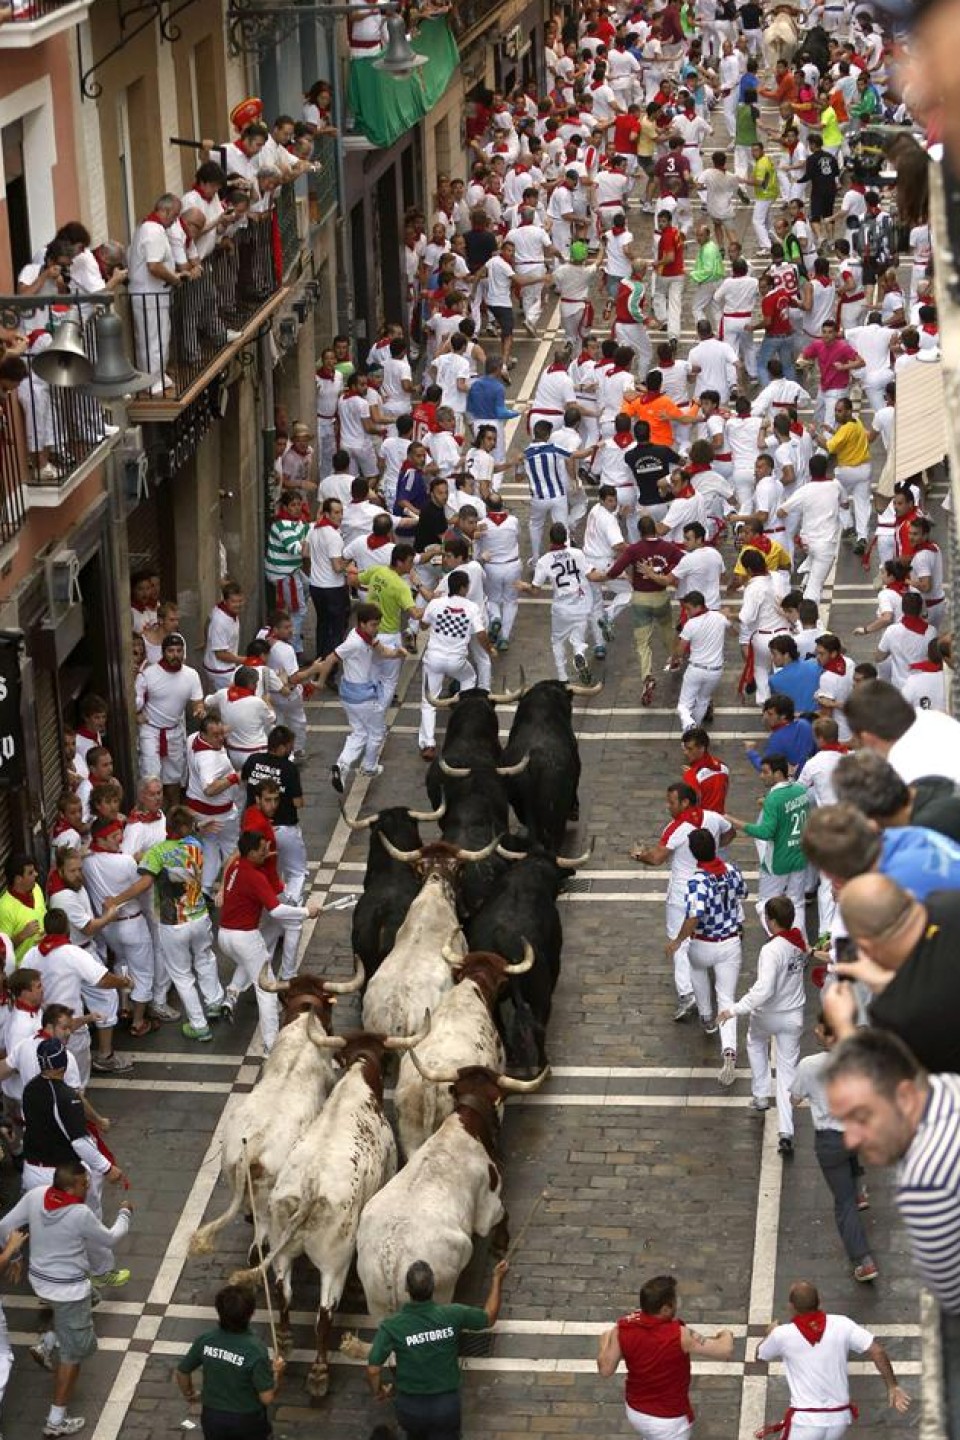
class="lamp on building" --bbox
[31,321,94,388]
[83,313,155,400]
[373,13,429,75]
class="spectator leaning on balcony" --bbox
[181,163,230,261]
[261,114,311,181]
[128,194,183,395]
[201,121,269,200]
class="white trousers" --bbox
[692,281,720,328]
[560,301,588,348]
[814,388,847,429]
[733,471,755,512]
[0,1305,10,1407]
[723,316,757,378]
[138,724,187,785]
[614,321,652,375]
[520,276,545,327]
[665,900,692,998]
[157,915,224,1032]
[689,936,742,1052]
[529,494,569,563]
[752,200,773,249]
[374,632,405,713]
[835,463,873,541]
[419,657,477,749]
[338,698,387,774]
[678,663,723,731]
[219,927,280,1050]
[551,609,590,681]
[484,560,521,639]
[275,824,308,903]
[748,632,778,705]
[653,275,684,339]
[746,1009,803,1136]
[273,693,308,754]
[756,868,808,939]
[102,916,162,1006]
[133,294,171,389]
[188,806,240,892]
[261,910,305,981]
[787,1422,850,1440]
[801,542,839,603]
[625,1408,692,1440]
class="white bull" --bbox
[762,9,799,67]
[394,945,534,1159]
[356,1063,547,1322]
[230,1014,429,1397]
[361,871,464,1036]
[188,961,363,1257]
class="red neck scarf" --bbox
[678,805,704,827]
[817,743,848,754]
[901,614,929,635]
[910,659,942,672]
[354,626,374,645]
[676,483,695,498]
[887,579,909,594]
[822,653,847,676]
[367,534,392,549]
[44,1187,84,1212]
[748,533,772,555]
[317,366,336,380]
[77,726,101,744]
[158,657,182,673]
[792,1311,827,1346]
[128,809,163,824]
[614,431,633,449]
[38,934,71,955]
[922,322,939,336]
[315,515,339,529]
[912,540,936,554]
[227,684,256,702]
[778,926,808,952]
[15,1000,39,1014]
[217,602,236,617]
[144,211,170,226]
[698,858,727,876]
[486,510,509,525]
[9,887,35,908]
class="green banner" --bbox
[347,16,459,148]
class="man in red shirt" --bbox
[757,272,797,385]
[218,831,320,1049]
[653,206,687,340]
[239,779,306,983]
[612,106,642,174]
[604,515,684,703]
[681,726,730,809]
[597,1273,733,1439]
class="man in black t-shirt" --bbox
[624,421,683,516]
[827,876,960,1075]
[801,137,840,228]
[241,725,306,902]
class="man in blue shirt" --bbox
[769,635,821,717]
[745,693,816,774]
[466,358,520,452]
[803,803,960,901]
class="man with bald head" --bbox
[756,1276,908,1435]
[824,874,960,1073]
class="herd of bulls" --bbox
[189,679,597,1399]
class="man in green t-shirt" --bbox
[725,751,810,937]
[176,1284,282,1438]
[360,543,426,706]
[367,1257,508,1437]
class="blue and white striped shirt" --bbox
[523,442,569,501]
[898,1074,960,1313]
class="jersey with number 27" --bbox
[533,546,594,616]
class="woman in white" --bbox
[719,895,806,1154]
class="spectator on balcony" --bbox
[16,239,74,333]
[203,122,269,199]
[302,80,338,136]
[250,165,282,218]
[261,115,310,181]
[290,122,317,164]
[90,241,129,294]
[40,223,129,297]
[178,208,242,358]
[346,0,387,57]
[181,163,229,261]
[17,332,58,482]
[129,194,183,395]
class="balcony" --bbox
[125,214,293,423]
[14,348,115,509]
[307,135,338,229]
[449,0,505,46]
[0,0,93,47]
[347,15,459,149]
[0,396,27,554]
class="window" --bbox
[1,121,30,278]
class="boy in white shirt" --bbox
[313,604,406,791]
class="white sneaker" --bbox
[44,1418,86,1437]
[360,764,384,778]
[719,1050,736,1087]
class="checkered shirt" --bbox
[431,605,472,643]
[684,862,747,940]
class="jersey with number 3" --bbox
[533,546,594,617]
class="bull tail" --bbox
[340,1331,372,1361]
[228,1204,309,1286]
[189,1166,246,1256]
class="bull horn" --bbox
[566,680,604,696]
[439,758,471,778]
[455,834,501,863]
[338,802,378,831]
[489,665,526,705]
[426,691,458,710]
[323,956,366,995]
[496,843,525,861]
[408,1044,458,1083]
[496,754,530,777]
[258,962,290,993]
[305,1008,346,1050]
[407,799,447,822]
[441,931,465,967]
[378,832,424,863]
[555,838,596,869]
[504,938,535,975]
[384,1009,432,1051]
[498,1064,551,1092]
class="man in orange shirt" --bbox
[759,59,796,106]
[624,370,700,447]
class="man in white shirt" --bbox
[583,488,629,658]
[876,592,937,689]
[305,497,351,659]
[313,603,407,783]
[732,550,788,704]
[843,679,960,786]
[128,193,182,393]
[519,522,598,685]
[185,715,242,891]
[315,349,345,479]
[687,321,738,404]
[504,210,559,332]
[83,820,168,1035]
[135,634,204,804]
[715,259,759,384]
[431,333,473,420]
[846,313,896,414]
[202,583,245,692]
[337,372,385,479]
[778,454,842,602]
[340,476,386,548]
[204,667,276,771]
[757,1281,908,1434]
[677,591,729,731]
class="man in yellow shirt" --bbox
[814,398,873,554]
[729,517,793,593]
[0,853,46,965]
